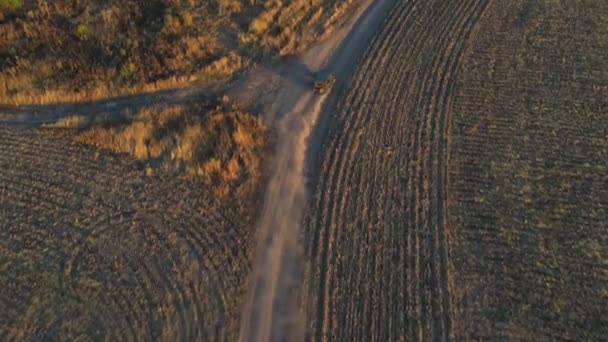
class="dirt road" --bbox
[0,0,398,339]
[235,1,397,341]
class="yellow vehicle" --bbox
[313,71,336,95]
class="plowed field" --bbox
[449,1,608,340]
[303,1,491,340]
[0,127,252,340]
[3,0,607,340]
[303,0,607,341]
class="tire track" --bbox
[305,1,490,340]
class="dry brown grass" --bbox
[49,99,267,202]
[0,0,355,105]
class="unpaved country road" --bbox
[0,0,397,340]
[235,1,397,341]
[0,84,214,127]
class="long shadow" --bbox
[271,55,315,90]
[304,0,398,193]
[0,54,314,127]
[0,85,215,126]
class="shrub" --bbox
[0,0,22,11]
[120,62,138,78]
[76,24,90,40]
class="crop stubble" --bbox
[449,0,608,339]
[303,0,490,340]
[0,127,252,340]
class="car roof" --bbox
[314,71,331,81]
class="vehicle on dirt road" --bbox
[313,71,336,95]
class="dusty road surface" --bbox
[0,85,214,127]
[235,1,398,341]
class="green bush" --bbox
[120,62,138,78]
[0,0,23,11]
[76,24,90,40]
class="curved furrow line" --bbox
[402,1,473,338]
[0,134,130,181]
[421,0,489,337]
[312,0,420,336]
[339,1,418,121]
[172,218,246,301]
[410,1,482,339]
[138,217,204,340]
[348,37,416,339]
[360,1,466,334]
[0,147,129,189]
[314,0,404,336]
[329,60,402,340]
[306,0,492,340]
[1,127,248,340]
[124,252,173,340]
[71,245,145,340]
[427,3,492,340]
[166,213,250,339]
[99,246,156,340]
[309,4,422,338]
[356,2,466,340]
[435,0,492,337]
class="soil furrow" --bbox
[305,0,488,340]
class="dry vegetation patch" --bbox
[0,0,354,104]
[47,98,267,203]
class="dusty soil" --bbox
[302,0,491,340]
[303,0,607,341]
[449,1,608,339]
[0,0,394,340]
[0,127,253,340]
[235,1,397,341]
[2,0,607,340]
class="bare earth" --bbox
[1,0,607,341]
[303,0,607,341]
[235,1,397,341]
[0,0,396,340]
[0,127,251,340]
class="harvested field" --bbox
[0,127,253,340]
[303,0,490,340]
[2,0,607,340]
[304,0,607,341]
[449,0,608,340]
